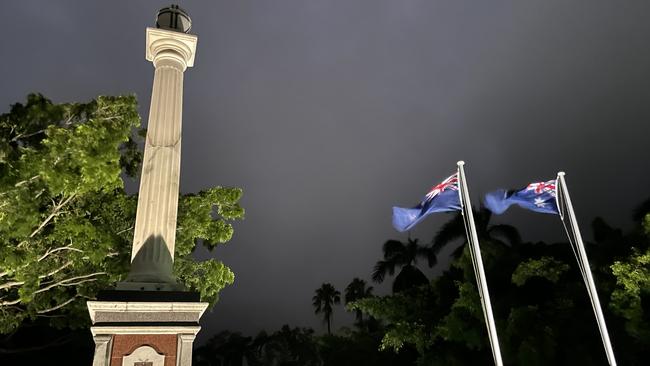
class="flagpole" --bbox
[457,161,504,366]
[557,172,617,366]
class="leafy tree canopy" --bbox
[0,94,243,333]
[609,213,650,341]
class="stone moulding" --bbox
[87,301,208,324]
[89,326,201,337]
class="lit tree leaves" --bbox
[174,257,235,305]
[0,94,244,334]
[436,281,484,350]
[511,257,570,287]
[176,186,243,255]
[610,247,650,340]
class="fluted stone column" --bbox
[89,8,206,366]
[119,27,197,290]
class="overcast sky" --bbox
[2,1,650,343]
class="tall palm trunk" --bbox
[327,315,331,334]
[312,283,341,335]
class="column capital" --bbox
[146,27,198,68]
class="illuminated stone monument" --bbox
[87,6,207,366]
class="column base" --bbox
[115,281,185,292]
[87,294,207,366]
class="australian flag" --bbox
[484,180,559,215]
[392,173,461,232]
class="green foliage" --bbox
[511,256,570,286]
[504,305,557,366]
[351,284,437,354]
[436,281,484,350]
[610,247,650,340]
[318,329,412,366]
[176,186,243,255]
[0,94,243,333]
[380,322,427,353]
[174,257,234,305]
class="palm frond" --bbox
[372,260,393,283]
[425,246,438,267]
[382,239,406,259]
[476,207,493,233]
[488,224,522,247]
[432,212,465,250]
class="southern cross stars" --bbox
[534,197,547,208]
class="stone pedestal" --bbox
[88,292,207,366]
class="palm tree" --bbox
[344,278,374,324]
[431,208,521,259]
[312,283,341,334]
[372,237,435,293]
[430,207,522,297]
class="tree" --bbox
[313,283,340,334]
[344,278,373,325]
[431,209,521,259]
[372,238,434,293]
[0,94,244,334]
[318,327,416,366]
[609,209,650,344]
[194,330,252,366]
[249,325,321,366]
[353,206,649,365]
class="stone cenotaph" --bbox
[87,6,207,366]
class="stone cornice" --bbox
[90,325,201,336]
[87,301,208,324]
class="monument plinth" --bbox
[88,6,207,366]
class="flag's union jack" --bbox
[392,172,462,232]
[423,173,459,203]
[526,180,557,196]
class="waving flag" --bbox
[484,180,559,215]
[392,173,461,232]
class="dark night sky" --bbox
[2,1,650,344]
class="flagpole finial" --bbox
[457,160,465,166]
[558,171,566,177]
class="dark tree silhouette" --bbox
[372,238,435,292]
[431,208,521,259]
[246,326,321,366]
[194,330,252,366]
[344,278,374,325]
[313,283,341,334]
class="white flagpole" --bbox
[457,161,504,366]
[556,172,617,366]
